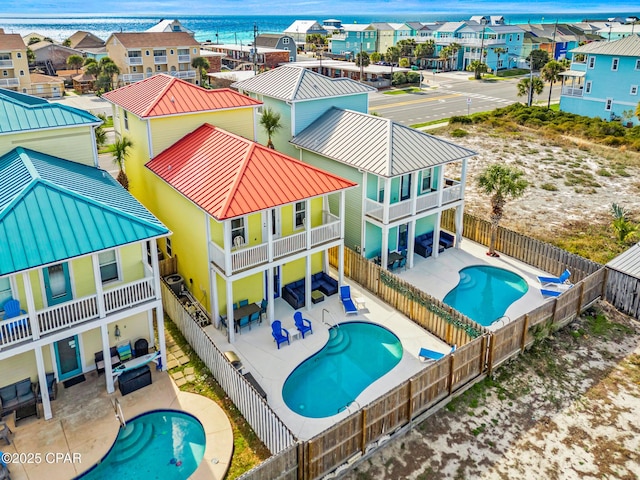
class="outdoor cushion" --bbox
[0,386,16,403]
[16,380,31,398]
[117,343,132,362]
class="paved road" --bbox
[369,72,560,126]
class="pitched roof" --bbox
[29,73,63,84]
[147,123,356,220]
[607,243,640,278]
[0,33,27,51]
[101,74,261,118]
[0,148,168,276]
[290,108,477,177]
[108,32,199,48]
[0,88,101,134]
[255,34,292,48]
[284,20,326,34]
[68,31,105,49]
[145,19,194,35]
[232,65,375,102]
[571,34,640,56]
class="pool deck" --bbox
[204,238,553,441]
[1,370,232,480]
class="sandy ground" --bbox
[343,130,640,480]
[344,302,640,480]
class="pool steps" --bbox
[326,327,350,354]
[112,421,154,464]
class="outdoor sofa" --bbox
[282,272,339,309]
[0,378,37,421]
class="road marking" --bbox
[374,93,462,110]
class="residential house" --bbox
[232,65,375,158]
[26,72,64,98]
[233,66,477,270]
[371,23,395,54]
[559,35,640,126]
[284,20,327,44]
[29,41,83,73]
[388,23,413,46]
[105,32,201,85]
[0,31,31,92]
[329,24,378,56]
[255,34,297,62]
[67,30,107,60]
[72,72,96,93]
[202,43,290,70]
[520,23,602,60]
[101,74,355,344]
[0,88,101,165]
[322,19,342,32]
[145,19,195,36]
[0,89,170,420]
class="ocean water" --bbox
[1,12,637,45]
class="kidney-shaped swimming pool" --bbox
[282,321,403,418]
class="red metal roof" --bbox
[147,123,356,220]
[102,74,261,118]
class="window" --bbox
[509,34,512,42]
[0,277,12,315]
[295,202,306,229]
[166,238,172,257]
[231,218,246,245]
[516,34,520,41]
[2,71,7,77]
[588,56,595,69]
[98,250,119,283]
[605,98,613,111]
[636,59,640,70]
[585,81,592,94]
[631,85,638,95]
[611,58,619,71]
[132,66,137,72]
[19,70,24,76]
[16,52,21,58]
[283,38,289,44]
[420,169,432,193]
[156,65,162,71]
[170,49,174,55]
[193,48,197,54]
[145,50,150,56]
[124,110,129,130]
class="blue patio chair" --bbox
[271,320,290,349]
[293,312,313,338]
[2,299,26,320]
[239,299,249,307]
[537,269,571,286]
[249,310,261,325]
[218,315,228,332]
[398,257,407,271]
[237,315,251,333]
[339,286,358,315]
[541,289,562,297]
[418,345,456,362]
[259,299,267,321]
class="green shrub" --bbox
[450,115,473,124]
[405,71,420,83]
[451,128,468,137]
[540,183,558,191]
[392,72,407,86]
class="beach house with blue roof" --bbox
[559,35,640,126]
[0,90,170,421]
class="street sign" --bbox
[466,98,472,104]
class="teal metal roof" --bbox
[0,148,169,276]
[0,88,101,134]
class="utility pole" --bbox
[360,40,364,81]
[551,20,558,60]
[253,23,258,74]
[528,55,534,107]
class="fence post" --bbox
[407,380,414,421]
[447,353,456,395]
[361,409,367,454]
[487,333,495,375]
[601,268,609,300]
[576,282,585,317]
[298,442,305,480]
[520,314,529,353]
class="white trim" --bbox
[40,261,76,308]
[98,249,121,285]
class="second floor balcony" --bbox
[120,73,145,83]
[168,70,196,80]
[178,54,191,63]
[209,213,341,275]
[0,60,14,68]
[127,57,143,65]
[561,86,584,97]
[0,277,156,351]
[0,78,20,87]
[154,56,168,64]
[365,178,462,223]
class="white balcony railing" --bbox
[561,87,584,97]
[120,73,145,83]
[178,55,191,63]
[209,215,342,275]
[438,37,501,47]
[416,190,439,211]
[104,278,155,314]
[167,70,196,79]
[154,56,168,64]
[127,57,143,65]
[388,198,412,221]
[0,60,14,68]
[37,295,99,335]
[0,78,20,87]
[0,314,32,349]
[442,182,463,204]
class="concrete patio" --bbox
[0,368,232,480]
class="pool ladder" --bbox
[322,308,340,329]
[337,400,361,414]
[113,398,126,428]
[494,315,511,327]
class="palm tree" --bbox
[541,60,566,109]
[385,46,400,64]
[492,47,507,75]
[636,101,640,122]
[517,77,544,106]
[477,164,528,257]
[66,54,84,74]
[355,51,370,67]
[449,43,461,71]
[84,58,100,78]
[191,57,210,87]
[259,108,282,149]
[112,136,134,190]
[467,60,488,80]
[439,46,451,71]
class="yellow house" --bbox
[0,30,31,92]
[105,32,202,86]
[146,123,355,342]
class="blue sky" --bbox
[1,0,637,15]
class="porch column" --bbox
[267,209,274,263]
[305,255,312,311]
[338,190,346,286]
[100,324,115,394]
[150,239,163,303]
[91,253,106,318]
[360,171,367,257]
[305,199,311,250]
[382,177,391,224]
[226,281,235,343]
[205,212,219,328]
[410,171,418,216]
[434,211,442,259]
[455,205,464,248]
[147,310,155,350]
[436,165,445,208]
[381,224,389,268]
[156,307,167,371]
[408,219,416,269]
[223,220,232,277]
[267,268,275,324]
[460,158,468,200]
[21,272,40,340]
[35,346,52,420]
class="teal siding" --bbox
[294,94,368,135]
[415,215,437,237]
[366,172,378,201]
[254,96,296,157]
[365,222,382,259]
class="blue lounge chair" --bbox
[271,320,290,349]
[2,299,26,320]
[537,269,571,286]
[541,289,562,297]
[418,345,456,362]
[340,286,358,315]
[293,312,313,338]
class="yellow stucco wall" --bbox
[0,126,96,165]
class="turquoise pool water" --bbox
[443,265,528,326]
[76,410,206,480]
[282,322,403,418]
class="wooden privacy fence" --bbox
[441,211,602,281]
[605,268,640,320]
[159,255,178,277]
[161,282,296,455]
[329,246,487,346]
